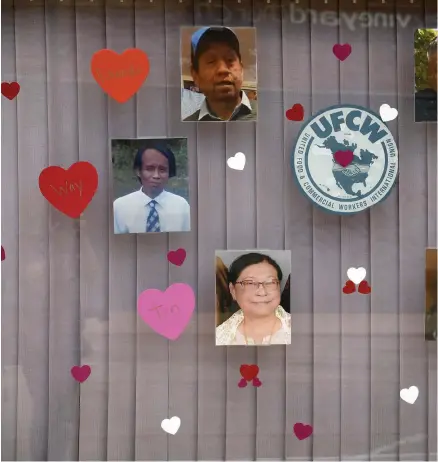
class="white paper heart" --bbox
[379,104,398,122]
[227,152,246,171]
[161,416,181,435]
[400,386,419,404]
[347,267,366,284]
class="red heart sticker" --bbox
[286,104,304,121]
[1,82,20,100]
[39,161,98,219]
[358,280,372,294]
[293,422,313,440]
[91,48,150,103]
[71,365,91,383]
[334,150,353,168]
[1,246,5,262]
[167,248,186,266]
[240,364,259,381]
[333,43,352,61]
[342,280,356,294]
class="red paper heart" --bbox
[39,161,98,219]
[71,365,91,383]
[1,81,20,100]
[333,43,352,61]
[167,248,186,266]
[1,246,5,261]
[342,280,356,294]
[240,364,259,381]
[286,104,304,121]
[238,378,248,388]
[358,280,371,294]
[91,48,150,103]
[293,422,313,440]
[334,150,354,168]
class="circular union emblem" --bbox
[291,104,399,214]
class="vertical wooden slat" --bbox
[222,1,257,459]
[191,3,228,459]
[338,0,371,458]
[368,0,400,459]
[132,0,169,459]
[397,0,429,459]
[253,0,286,459]
[309,0,342,458]
[75,0,111,459]
[281,0,314,459]
[14,0,51,458]
[164,0,199,459]
[1,1,19,460]
[45,0,80,458]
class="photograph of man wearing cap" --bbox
[182,26,257,122]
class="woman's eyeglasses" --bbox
[235,280,280,293]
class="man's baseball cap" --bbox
[191,26,241,67]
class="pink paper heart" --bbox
[238,378,248,388]
[71,365,91,383]
[137,283,195,340]
[293,422,313,440]
[252,377,262,387]
[334,150,353,168]
[333,43,352,61]
[1,246,5,261]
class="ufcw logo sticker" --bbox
[291,104,398,215]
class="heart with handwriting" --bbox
[91,48,150,103]
[137,283,195,340]
[39,161,98,218]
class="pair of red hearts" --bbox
[343,280,371,294]
[239,364,262,388]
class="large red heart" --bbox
[333,43,352,61]
[240,364,259,381]
[91,48,150,103]
[39,161,98,219]
[293,422,313,440]
[71,365,91,383]
[286,104,304,121]
[334,150,353,168]
[1,82,20,100]
[167,248,187,266]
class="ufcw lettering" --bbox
[50,181,83,197]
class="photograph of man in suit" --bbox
[415,35,437,122]
[183,26,257,122]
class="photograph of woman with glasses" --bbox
[215,251,291,346]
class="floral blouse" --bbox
[215,306,291,346]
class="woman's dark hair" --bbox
[228,252,283,285]
[133,141,176,180]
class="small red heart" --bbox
[167,248,186,266]
[293,422,313,440]
[334,150,354,168]
[240,364,259,381]
[1,246,5,262]
[1,81,20,100]
[238,378,248,388]
[39,161,98,219]
[333,43,352,61]
[342,280,356,294]
[286,104,304,121]
[358,280,371,294]
[252,377,262,387]
[71,365,91,383]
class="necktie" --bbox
[146,200,161,232]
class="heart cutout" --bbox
[342,280,356,294]
[238,378,248,388]
[286,104,304,121]
[71,365,91,383]
[334,150,353,168]
[400,386,419,404]
[161,416,181,435]
[358,280,371,294]
[293,422,313,440]
[252,377,262,387]
[347,267,366,284]
[167,248,186,266]
[1,81,20,100]
[333,43,352,61]
[91,48,150,103]
[137,283,195,340]
[227,152,246,171]
[240,364,259,381]
[379,103,398,122]
[39,161,98,219]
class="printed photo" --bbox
[111,138,190,234]
[180,26,258,122]
[215,250,291,346]
[414,28,437,122]
[425,248,437,341]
